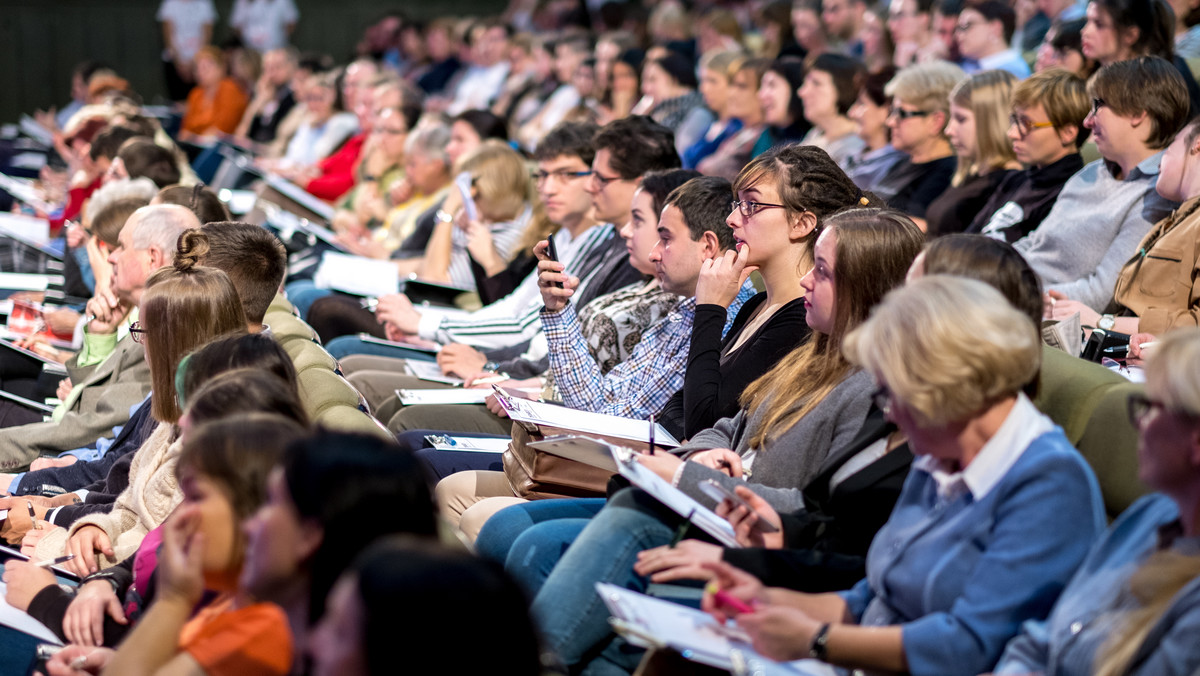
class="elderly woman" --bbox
[994,326,1200,675]
[703,275,1105,676]
[1048,114,1200,336]
[873,60,965,220]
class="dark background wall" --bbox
[0,0,506,124]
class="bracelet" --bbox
[809,622,832,661]
[82,570,123,596]
[483,361,500,373]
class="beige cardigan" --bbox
[33,423,182,568]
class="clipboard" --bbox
[490,387,680,448]
[0,388,55,415]
[0,339,68,375]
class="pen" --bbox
[37,554,76,569]
[471,374,509,386]
[648,414,655,456]
[1139,341,1156,349]
[704,581,756,615]
[27,500,40,530]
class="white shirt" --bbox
[447,62,511,115]
[913,393,1053,502]
[157,0,217,61]
[230,0,298,52]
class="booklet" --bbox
[423,434,512,453]
[403,359,464,386]
[490,391,680,448]
[395,388,493,406]
[596,583,819,675]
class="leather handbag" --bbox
[502,422,614,500]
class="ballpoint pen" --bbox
[648,414,655,456]
[27,500,40,530]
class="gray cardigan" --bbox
[674,369,874,514]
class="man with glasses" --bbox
[0,205,198,472]
[969,68,1089,241]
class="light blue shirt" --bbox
[839,398,1106,676]
[996,493,1200,675]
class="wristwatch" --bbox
[809,622,832,660]
[435,209,454,224]
[1098,314,1116,331]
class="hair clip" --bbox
[859,196,869,205]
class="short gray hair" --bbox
[130,204,200,255]
[86,178,157,220]
[405,121,452,166]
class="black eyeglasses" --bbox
[871,385,893,415]
[1009,113,1055,137]
[534,169,593,185]
[889,106,931,120]
[589,171,622,188]
[129,321,147,345]
[730,200,788,217]
[1091,97,1107,117]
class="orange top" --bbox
[179,594,293,676]
[181,79,249,135]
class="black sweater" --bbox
[720,406,913,592]
[658,293,809,440]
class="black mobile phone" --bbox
[545,238,563,288]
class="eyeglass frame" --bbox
[730,199,789,218]
[889,106,932,120]
[1090,97,1107,117]
[1126,392,1200,427]
[534,169,594,185]
[129,321,147,345]
[589,171,623,189]
[954,20,976,33]
[1009,113,1055,137]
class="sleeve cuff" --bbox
[416,309,445,341]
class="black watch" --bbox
[809,622,832,660]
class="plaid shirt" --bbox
[543,280,756,419]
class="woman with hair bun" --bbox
[21,229,249,577]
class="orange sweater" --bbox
[181,79,249,135]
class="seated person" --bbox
[873,60,966,220]
[298,79,404,203]
[476,208,927,671]
[234,47,300,149]
[925,69,1021,236]
[262,71,358,173]
[49,415,307,675]
[1048,113,1200,336]
[796,54,866,169]
[108,139,183,189]
[968,67,1089,241]
[178,45,249,142]
[0,206,196,473]
[993,325,1200,676]
[697,276,1104,676]
[310,537,542,676]
[1016,56,1189,312]
[696,57,771,182]
[319,116,676,360]
[842,67,907,194]
[3,362,308,648]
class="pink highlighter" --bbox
[705,581,756,615]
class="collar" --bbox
[913,393,1053,502]
[978,48,1020,70]
[1106,150,1165,181]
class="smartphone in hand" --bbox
[698,479,779,533]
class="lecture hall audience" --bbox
[6,3,1200,674]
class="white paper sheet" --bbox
[495,397,680,447]
[613,449,741,548]
[404,359,464,386]
[0,580,63,645]
[395,388,493,406]
[424,435,512,453]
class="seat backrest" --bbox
[266,312,319,343]
[289,342,339,374]
[314,405,395,440]
[1033,346,1148,519]
[297,368,363,420]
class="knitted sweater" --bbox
[32,423,181,569]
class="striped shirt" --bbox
[447,206,532,290]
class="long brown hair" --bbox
[142,229,248,423]
[740,209,925,449]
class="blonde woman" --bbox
[682,50,747,170]
[994,326,1200,676]
[925,69,1022,236]
[417,140,536,289]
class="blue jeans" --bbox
[323,335,439,361]
[284,280,335,320]
[475,498,605,592]
[526,488,685,673]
